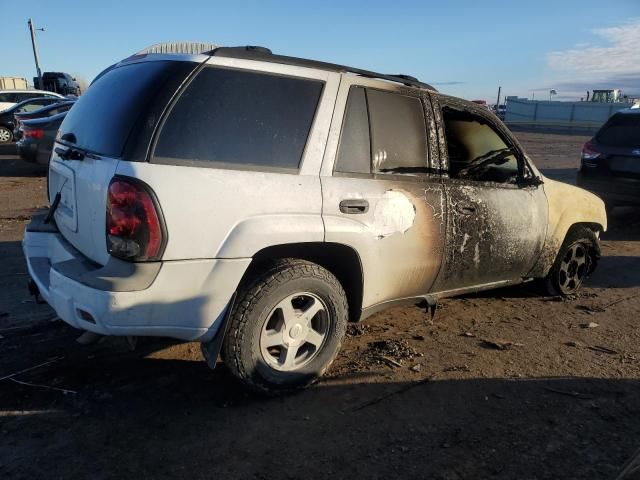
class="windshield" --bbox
[57,60,195,157]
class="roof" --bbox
[208,46,437,91]
[128,43,436,92]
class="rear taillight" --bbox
[581,141,600,163]
[106,177,165,261]
[24,128,44,139]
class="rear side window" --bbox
[367,89,428,173]
[153,67,323,170]
[596,113,640,148]
[58,61,194,157]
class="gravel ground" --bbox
[1,133,639,479]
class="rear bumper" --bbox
[17,140,38,163]
[16,139,49,165]
[576,171,640,205]
[22,215,250,341]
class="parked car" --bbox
[0,97,63,143]
[0,89,63,111]
[16,111,67,164]
[577,108,640,210]
[22,46,607,394]
[13,100,75,142]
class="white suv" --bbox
[23,46,607,393]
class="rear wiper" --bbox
[55,146,85,161]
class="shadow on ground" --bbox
[0,319,638,479]
[0,144,46,178]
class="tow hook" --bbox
[27,279,45,304]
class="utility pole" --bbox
[496,86,502,109]
[28,18,44,89]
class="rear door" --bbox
[50,59,200,265]
[430,95,547,293]
[321,78,446,310]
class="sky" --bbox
[2,0,639,102]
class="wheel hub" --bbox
[259,292,330,371]
[289,324,303,339]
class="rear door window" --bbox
[366,89,428,173]
[334,87,371,174]
[58,60,195,157]
[153,66,323,170]
[334,87,430,176]
[596,114,640,148]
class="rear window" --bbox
[596,113,640,148]
[153,66,323,170]
[58,61,194,157]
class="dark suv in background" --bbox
[37,72,82,96]
[577,107,640,209]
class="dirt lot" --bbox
[1,133,640,479]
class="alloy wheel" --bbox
[259,292,330,372]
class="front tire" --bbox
[222,259,348,394]
[544,226,599,296]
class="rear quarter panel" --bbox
[117,60,341,261]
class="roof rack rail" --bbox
[207,46,436,92]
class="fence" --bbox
[505,99,630,133]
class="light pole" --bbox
[549,89,557,102]
[27,18,45,89]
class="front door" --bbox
[430,96,548,293]
[320,79,447,310]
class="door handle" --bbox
[456,204,476,215]
[339,199,369,214]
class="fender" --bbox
[528,176,607,277]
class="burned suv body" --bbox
[23,46,607,393]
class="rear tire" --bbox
[543,226,599,296]
[222,259,348,394]
[0,126,13,143]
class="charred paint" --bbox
[324,78,606,316]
